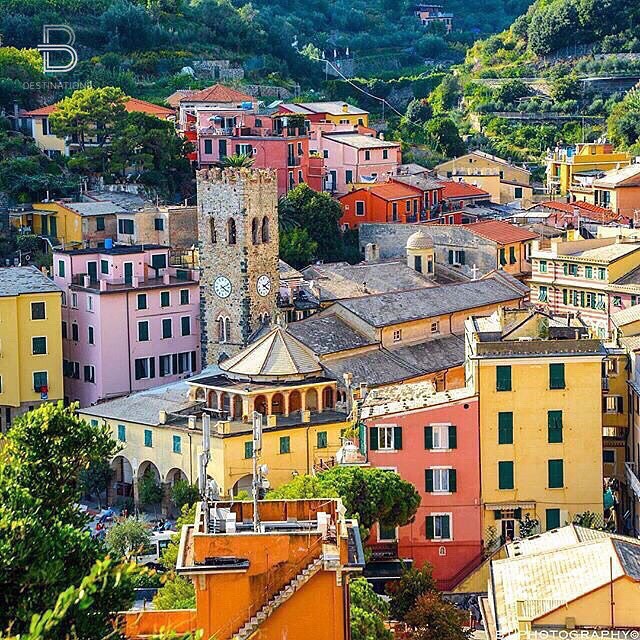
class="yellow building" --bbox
[465,309,604,542]
[482,525,640,639]
[546,142,631,196]
[435,150,533,206]
[78,326,350,509]
[280,102,369,127]
[0,266,63,430]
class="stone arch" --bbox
[252,217,260,245]
[254,394,268,415]
[227,218,237,244]
[209,218,217,243]
[195,387,206,402]
[306,388,318,412]
[323,386,334,409]
[138,460,161,483]
[289,390,302,414]
[166,467,188,486]
[217,315,230,343]
[110,455,134,501]
[261,216,270,243]
[220,391,230,413]
[272,392,284,415]
[233,474,253,497]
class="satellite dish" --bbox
[206,477,220,500]
[336,440,359,464]
[259,464,269,476]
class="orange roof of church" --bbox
[24,97,175,118]
[465,220,538,244]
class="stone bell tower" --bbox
[197,167,279,365]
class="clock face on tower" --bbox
[214,275,232,298]
[256,274,272,297]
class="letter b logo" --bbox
[37,25,78,73]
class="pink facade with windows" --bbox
[364,390,482,590]
[52,245,201,407]
[313,132,401,194]
[196,112,321,195]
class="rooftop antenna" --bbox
[252,411,263,532]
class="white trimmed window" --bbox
[432,424,450,450]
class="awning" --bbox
[485,502,535,511]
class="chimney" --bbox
[364,242,379,262]
[159,410,168,424]
[163,270,170,284]
[188,415,197,429]
[341,103,348,113]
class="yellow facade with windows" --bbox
[32,202,83,245]
[0,267,63,430]
[465,311,604,541]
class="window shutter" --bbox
[562,289,568,305]
[617,396,624,413]
[369,427,378,451]
[425,469,434,493]
[499,461,514,489]
[494,510,502,521]
[424,426,433,449]
[546,508,560,530]
[548,410,563,443]
[602,397,607,413]
[448,250,454,264]
[394,426,403,450]
[459,250,466,265]
[498,412,513,444]
[549,363,565,389]
[448,425,457,449]
[449,469,457,493]
[149,357,155,379]
[442,516,450,539]
[426,516,434,539]
[548,459,564,488]
[172,354,178,375]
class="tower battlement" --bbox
[196,166,277,187]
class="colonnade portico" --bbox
[204,384,336,422]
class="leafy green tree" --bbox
[386,565,437,622]
[79,459,113,507]
[171,480,200,511]
[268,466,420,540]
[403,592,470,640]
[549,74,581,103]
[406,98,434,124]
[138,470,164,511]
[0,402,132,637]
[429,75,462,114]
[425,117,466,157]
[350,577,392,640]
[608,88,640,147]
[277,184,346,263]
[527,0,580,56]
[153,575,197,610]
[279,227,318,269]
[106,518,151,558]
[494,80,530,106]
[49,86,127,152]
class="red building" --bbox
[197,113,322,195]
[338,182,424,229]
[361,383,483,590]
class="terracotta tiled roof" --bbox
[363,182,423,201]
[124,98,174,118]
[465,220,538,244]
[538,200,630,223]
[441,180,490,200]
[24,97,175,119]
[183,84,255,104]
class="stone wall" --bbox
[167,206,198,250]
[197,167,279,365]
[359,223,498,278]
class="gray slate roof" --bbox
[0,266,60,297]
[64,201,128,216]
[337,276,526,328]
[288,314,377,355]
[394,174,444,191]
[613,538,640,580]
[389,335,465,373]
[302,260,435,303]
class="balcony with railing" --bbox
[602,425,628,440]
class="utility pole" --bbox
[252,411,263,533]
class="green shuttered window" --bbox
[549,363,565,389]
[496,365,512,391]
[498,412,513,444]
[546,508,560,530]
[548,459,564,488]
[548,411,563,443]
[498,461,514,489]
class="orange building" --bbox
[123,499,364,640]
[339,182,425,229]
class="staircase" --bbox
[231,556,323,640]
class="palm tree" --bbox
[220,153,255,168]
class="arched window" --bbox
[210,218,216,243]
[261,217,270,243]
[252,218,260,245]
[227,218,236,245]
[217,315,230,343]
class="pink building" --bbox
[361,384,482,590]
[312,131,401,194]
[53,245,201,407]
[197,112,322,195]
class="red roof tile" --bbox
[538,200,629,223]
[465,220,539,244]
[24,97,175,119]
[183,84,255,104]
[441,180,490,200]
[365,182,424,200]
